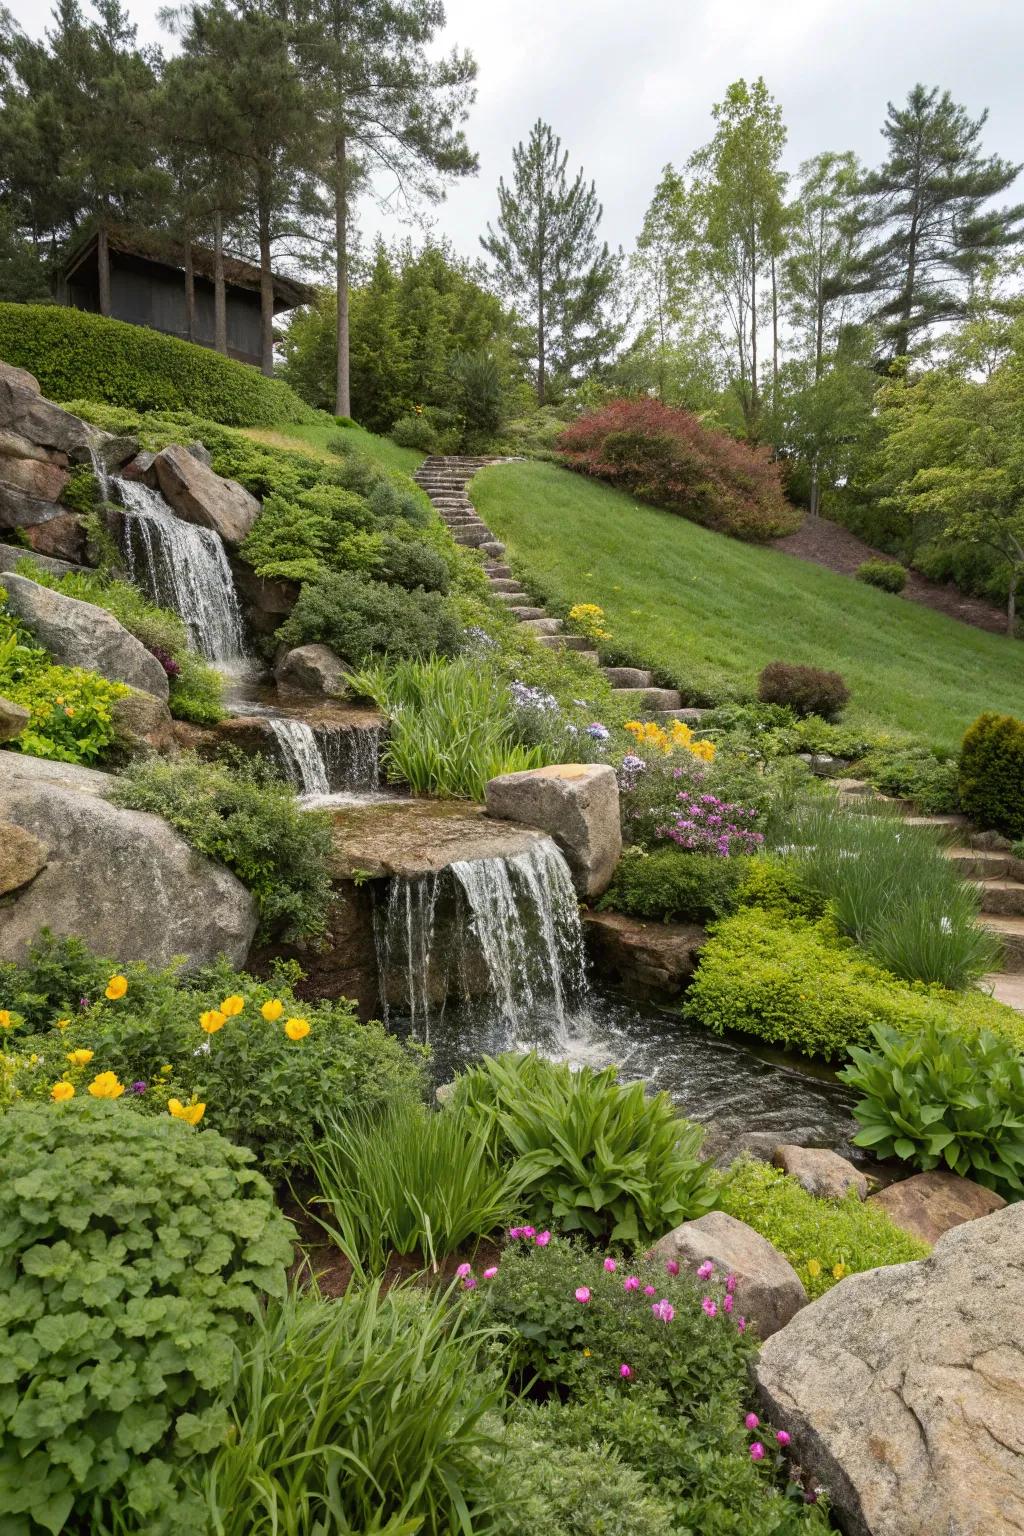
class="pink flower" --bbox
[723,1293,734,1314]
[623,1275,640,1292]
[619,1363,632,1379]
[776,1430,791,1447]
[523,1226,536,1238]
[643,1285,656,1296]
[455,1263,472,1279]
[535,1230,551,1247]
[736,1316,747,1334]
[604,1258,617,1272]
[697,1260,714,1281]
[463,1276,477,1290]
[749,1441,765,1462]
[483,1266,498,1279]
[744,1413,760,1431]
[651,1299,675,1323]
[701,1296,717,1318]
[508,1227,523,1240]
[725,1273,738,1294]
[665,1259,680,1276]
[575,1287,591,1304]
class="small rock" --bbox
[153,444,259,547]
[111,689,177,756]
[119,450,156,483]
[485,762,622,899]
[651,1210,807,1338]
[435,1081,456,1105]
[0,360,40,394]
[773,1145,868,1201]
[275,643,351,698]
[186,440,212,466]
[0,820,47,895]
[868,1169,1005,1246]
[0,693,29,743]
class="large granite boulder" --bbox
[651,1210,807,1339]
[0,571,169,701]
[0,694,29,743]
[0,371,92,455]
[0,753,257,968]
[0,452,68,501]
[0,543,90,581]
[0,360,41,395]
[275,643,350,697]
[868,1170,1005,1245]
[773,1145,868,1202]
[153,444,259,547]
[485,763,622,898]
[756,1203,1024,1536]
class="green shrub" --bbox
[959,711,1024,839]
[109,753,333,942]
[452,1053,717,1244]
[718,1158,930,1299]
[201,1285,503,1536]
[736,854,825,918]
[390,411,439,453]
[372,530,451,593]
[758,660,850,721]
[304,1101,518,1277]
[0,304,316,425]
[276,569,463,666]
[598,845,749,924]
[840,1022,1024,1199]
[59,461,100,515]
[856,559,907,593]
[0,595,127,762]
[0,1098,294,1534]
[857,744,960,813]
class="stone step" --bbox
[903,813,970,833]
[493,590,530,604]
[486,564,512,579]
[488,577,521,593]
[602,666,654,688]
[975,878,1024,918]
[519,617,563,636]
[479,542,505,558]
[946,847,1015,881]
[536,634,597,652]
[452,528,494,547]
[983,915,1024,968]
[658,708,708,725]
[982,972,1024,1013]
[609,686,684,712]
[509,606,546,620]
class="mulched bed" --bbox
[772,513,1013,638]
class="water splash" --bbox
[114,478,247,665]
[267,717,330,795]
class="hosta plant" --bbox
[839,1022,1024,1198]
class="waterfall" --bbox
[267,717,330,795]
[319,723,382,792]
[375,839,588,1040]
[114,478,247,666]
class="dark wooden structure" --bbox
[57,226,313,369]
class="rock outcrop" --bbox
[773,1145,868,1202]
[485,762,622,898]
[582,909,705,1001]
[153,444,259,547]
[0,543,89,582]
[0,365,92,455]
[275,643,350,697]
[0,819,46,895]
[0,753,257,968]
[0,695,29,743]
[651,1210,807,1339]
[868,1169,1006,1245]
[756,1203,1024,1536]
[0,571,169,701]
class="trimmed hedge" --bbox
[959,711,1024,840]
[0,304,317,427]
[856,559,907,594]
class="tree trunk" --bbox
[183,227,195,343]
[749,246,759,437]
[334,131,350,418]
[1008,568,1019,638]
[771,251,779,408]
[97,223,111,317]
[258,200,274,377]
[809,455,820,517]
[213,212,228,355]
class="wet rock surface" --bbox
[328,797,549,880]
[582,909,706,1001]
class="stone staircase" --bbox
[414,456,704,725]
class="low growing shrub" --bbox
[390,411,439,453]
[0,1098,294,1533]
[0,595,127,762]
[840,1022,1024,1199]
[857,744,960,814]
[276,568,463,666]
[856,559,907,593]
[758,660,850,721]
[599,845,749,924]
[959,711,1024,840]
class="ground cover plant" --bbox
[758,661,850,721]
[471,459,1024,746]
[599,844,752,924]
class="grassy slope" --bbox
[473,460,1024,749]
[252,420,425,476]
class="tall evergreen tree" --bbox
[845,85,1024,360]
[288,0,476,416]
[481,120,622,404]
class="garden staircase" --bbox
[414,456,704,726]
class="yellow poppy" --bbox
[66,1049,94,1067]
[832,1262,846,1280]
[284,1017,310,1041]
[88,1071,125,1100]
[219,995,245,1017]
[260,998,284,1022]
[56,1018,71,1031]
[51,1081,75,1102]
[200,1010,226,1034]
[105,975,128,1001]
[806,1259,822,1278]
[0,1010,11,1029]
[168,1098,206,1127]
[160,1064,172,1075]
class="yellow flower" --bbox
[284,1017,310,1041]
[88,1071,125,1099]
[582,1347,592,1358]
[260,998,284,1022]
[105,975,128,1001]
[66,1049,94,1067]
[51,1081,75,1102]
[0,1010,12,1029]
[806,1259,822,1278]
[832,1262,846,1280]
[168,1098,206,1127]
[56,1018,71,1031]
[160,1064,172,1075]
[219,995,245,1016]
[65,706,75,717]
[200,1010,226,1034]
[29,1053,39,1065]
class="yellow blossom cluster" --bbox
[567,602,612,642]
[625,718,716,762]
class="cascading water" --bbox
[374,839,587,1043]
[266,717,331,795]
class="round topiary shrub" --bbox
[856,559,907,593]
[959,711,1024,840]
[757,660,850,721]
[390,413,439,453]
[0,1098,294,1533]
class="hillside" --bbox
[246,420,425,476]
[473,460,1024,749]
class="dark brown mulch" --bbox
[772,513,1014,639]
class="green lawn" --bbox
[264,419,426,476]
[472,460,1024,749]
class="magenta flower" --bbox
[483,1266,498,1279]
[665,1259,680,1276]
[725,1273,738,1293]
[619,1363,632,1379]
[749,1442,765,1462]
[535,1230,551,1247]
[463,1276,477,1290]
[697,1260,714,1281]
[575,1287,591,1304]
[508,1227,523,1240]
[723,1293,734,1314]
[776,1430,791,1447]
[522,1226,536,1238]
[701,1296,717,1319]
[651,1299,675,1323]
[623,1275,640,1292]
[455,1262,472,1279]
[643,1284,656,1296]
[744,1413,759,1430]
[604,1258,617,1273]
[736,1316,747,1334]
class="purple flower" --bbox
[623,1275,640,1292]
[508,1227,523,1240]
[736,1315,747,1334]
[651,1299,675,1323]
[776,1430,791,1447]
[79,997,90,1010]
[575,1287,591,1305]
[619,1363,632,1379]
[463,1276,477,1290]
[723,1293,734,1314]
[725,1273,738,1293]
[697,1260,714,1281]
[586,722,610,741]
[455,1263,472,1279]
[483,1266,498,1279]
[744,1413,760,1431]
[535,1230,551,1247]
[701,1296,717,1318]
[604,1257,617,1272]
[130,1080,147,1095]
[749,1441,765,1462]
[643,1284,656,1296]
[522,1226,536,1238]
[665,1259,680,1276]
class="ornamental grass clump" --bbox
[0,1099,294,1534]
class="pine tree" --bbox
[845,85,1024,360]
[481,120,622,404]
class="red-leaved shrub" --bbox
[758,661,850,721]
[556,399,800,542]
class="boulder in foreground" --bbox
[651,1209,807,1339]
[1,571,169,700]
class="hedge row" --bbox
[0,304,317,427]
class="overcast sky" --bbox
[9,0,1024,264]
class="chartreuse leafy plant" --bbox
[0,1099,294,1535]
[840,1022,1024,1199]
[0,596,126,763]
[452,1053,717,1244]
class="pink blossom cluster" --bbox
[454,1260,498,1291]
[658,791,765,857]
[743,1411,792,1464]
[508,1225,551,1246]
